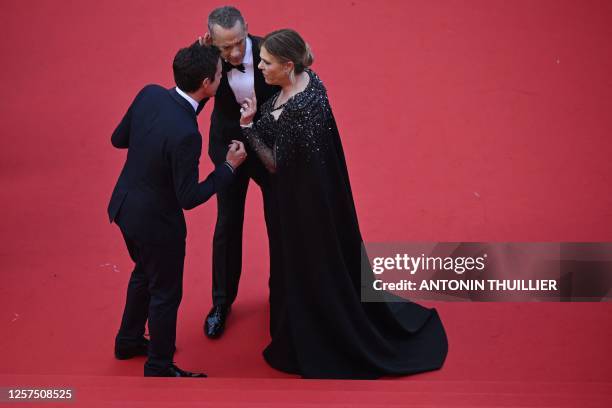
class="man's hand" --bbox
[240,96,257,126]
[225,140,247,169]
[198,33,213,46]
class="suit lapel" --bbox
[216,59,238,111]
[251,35,267,101]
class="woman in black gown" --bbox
[239,29,448,379]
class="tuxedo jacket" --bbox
[108,85,234,244]
[202,34,280,165]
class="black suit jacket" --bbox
[203,35,280,165]
[108,85,234,244]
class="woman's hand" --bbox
[240,96,257,126]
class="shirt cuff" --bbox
[240,122,253,128]
[223,161,235,173]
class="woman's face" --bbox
[258,46,290,85]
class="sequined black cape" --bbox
[243,70,448,379]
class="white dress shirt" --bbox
[227,36,255,105]
[175,87,199,112]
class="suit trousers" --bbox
[211,156,281,312]
[115,228,185,373]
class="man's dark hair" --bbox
[172,42,220,93]
[208,6,245,32]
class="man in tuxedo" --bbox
[199,6,280,338]
[108,42,247,377]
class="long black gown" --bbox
[242,69,448,379]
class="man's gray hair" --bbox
[208,6,245,32]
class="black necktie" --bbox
[223,60,246,73]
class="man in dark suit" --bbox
[198,6,281,338]
[108,42,247,377]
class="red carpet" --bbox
[1,0,611,406]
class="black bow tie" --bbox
[223,60,246,73]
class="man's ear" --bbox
[202,32,213,46]
[244,22,249,34]
[201,77,211,92]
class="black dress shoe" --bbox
[145,363,207,378]
[115,337,149,360]
[204,305,231,338]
